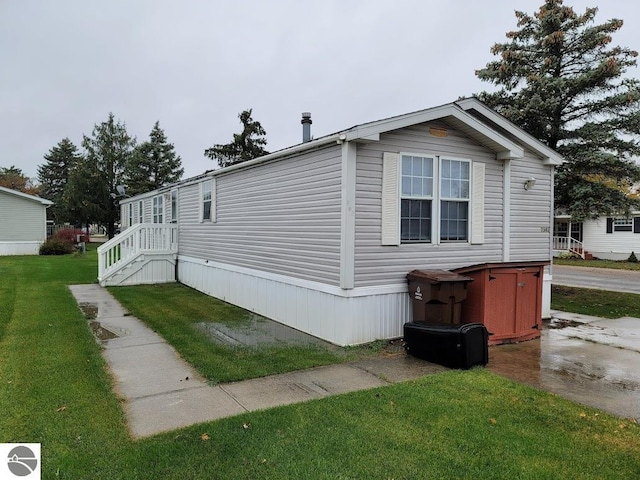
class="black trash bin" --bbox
[406,270,473,324]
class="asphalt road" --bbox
[552,265,640,294]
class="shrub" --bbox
[556,251,581,260]
[54,228,89,244]
[628,251,638,263]
[39,237,74,255]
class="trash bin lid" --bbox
[406,269,473,283]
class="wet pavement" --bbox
[71,283,640,438]
[488,314,640,421]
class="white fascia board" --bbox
[0,186,53,205]
[343,104,524,159]
[456,98,564,166]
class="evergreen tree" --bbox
[81,113,136,238]
[125,121,184,196]
[64,155,103,231]
[37,138,81,223]
[0,165,39,195]
[476,0,640,220]
[204,109,269,168]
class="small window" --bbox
[170,190,178,223]
[138,200,144,223]
[127,204,133,228]
[202,181,212,221]
[152,196,164,224]
[614,218,632,232]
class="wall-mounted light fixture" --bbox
[523,177,536,190]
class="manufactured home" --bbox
[99,98,562,346]
[554,214,640,261]
[0,186,53,255]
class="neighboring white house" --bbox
[100,98,563,346]
[0,186,53,255]
[554,214,640,260]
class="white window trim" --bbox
[127,203,133,228]
[200,179,216,223]
[170,189,178,223]
[138,200,144,223]
[381,151,484,246]
[152,195,164,224]
[614,218,633,232]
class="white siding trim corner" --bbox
[340,142,357,289]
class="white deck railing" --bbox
[97,223,178,282]
[553,236,585,259]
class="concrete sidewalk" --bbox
[69,284,444,438]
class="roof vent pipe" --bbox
[301,112,312,143]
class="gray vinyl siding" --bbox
[354,122,504,288]
[178,145,343,285]
[509,151,553,261]
[0,192,46,241]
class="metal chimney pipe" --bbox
[301,112,312,143]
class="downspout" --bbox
[503,159,511,262]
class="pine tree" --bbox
[37,138,81,223]
[81,113,136,238]
[476,0,640,220]
[125,121,184,196]
[204,109,269,168]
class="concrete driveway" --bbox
[552,264,640,293]
[511,264,640,420]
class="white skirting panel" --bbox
[177,256,411,346]
[0,241,42,256]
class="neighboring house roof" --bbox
[122,97,563,203]
[0,185,53,206]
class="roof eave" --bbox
[455,97,564,166]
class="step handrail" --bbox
[97,223,178,281]
[553,236,585,259]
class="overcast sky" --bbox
[2,0,639,182]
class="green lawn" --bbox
[108,283,348,384]
[551,285,640,318]
[1,248,640,479]
[554,257,640,270]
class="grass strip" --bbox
[552,285,640,318]
[554,257,640,270]
[108,283,348,384]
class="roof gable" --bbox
[455,97,564,166]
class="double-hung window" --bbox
[440,159,470,242]
[383,152,479,246]
[614,218,632,232]
[138,200,144,223]
[170,189,178,223]
[201,181,212,221]
[152,196,164,224]
[127,203,133,228]
[400,155,433,242]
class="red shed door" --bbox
[485,267,540,341]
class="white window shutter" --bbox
[381,152,400,246]
[470,162,485,244]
